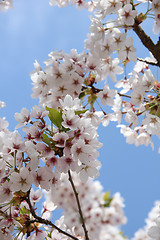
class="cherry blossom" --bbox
[14,108,31,129]
[0,0,160,239]
[30,188,42,203]
[0,181,13,204]
[45,173,127,240]
[118,4,137,26]
[97,84,117,106]
[0,0,12,12]
[118,37,137,62]
[132,201,160,240]
[10,167,33,192]
[148,217,160,240]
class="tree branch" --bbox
[133,19,160,67]
[26,190,79,240]
[156,36,160,47]
[68,170,90,240]
[137,57,158,66]
[118,93,131,98]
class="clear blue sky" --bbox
[0,0,160,238]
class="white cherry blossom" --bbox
[52,132,69,147]
[97,84,117,106]
[10,167,33,192]
[118,4,137,26]
[118,37,137,62]
[14,108,31,129]
[0,1,160,239]
[0,181,13,204]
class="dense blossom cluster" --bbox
[0,95,102,187]
[49,0,160,34]
[45,173,127,240]
[0,95,104,239]
[131,201,160,240]
[0,0,160,240]
[31,0,160,153]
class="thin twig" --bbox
[26,190,79,240]
[118,92,131,98]
[68,170,90,240]
[137,57,158,66]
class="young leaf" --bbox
[79,91,86,99]
[103,191,110,201]
[42,133,51,145]
[75,109,88,115]
[46,107,63,129]
[103,191,113,207]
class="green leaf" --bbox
[103,191,110,201]
[79,91,86,99]
[20,206,29,215]
[103,191,113,207]
[75,109,88,115]
[133,2,140,7]
[104,198,113,208]
[61,126,71,132]
[42,133,51,145]
[46,107,63,129]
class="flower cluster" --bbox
[30,48,118,112]
[29,0,160,155]
[115,59,160,151]
[132,201,160,240]
[1,94,103,191]
[31,52,85,108]
[28,0,160,157]
[0,0,160,239]
[0,95,103,238]
[45,173,127,240]
[49,0,95,11]
[48,0,160,37]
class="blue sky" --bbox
[0,0,160,238]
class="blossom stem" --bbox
[96,99,107,115]
[14,150,17,171]
[26,190,79,240]
[118,93,131,98]
[68,170,90,240]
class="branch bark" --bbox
[137,57,158,66]
[133,19,160,67]
[26,190,79,240]
[68,170,90,240]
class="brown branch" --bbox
[118,93,131,98]
[156,36,160,47]
[0,209,8,218]
[26,190,79,240]
[133,19,160,67]
[68,170,89,240]
[137,57,158,66]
